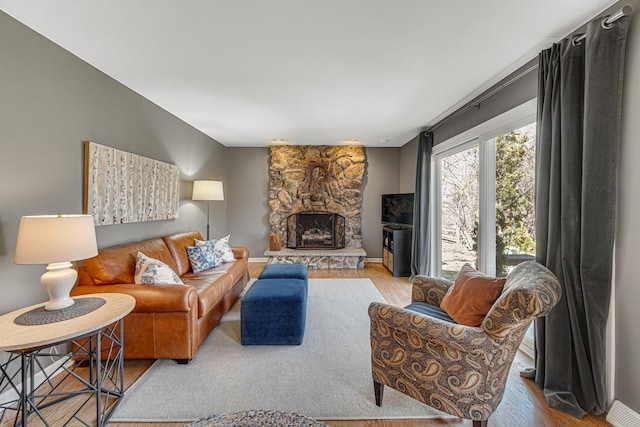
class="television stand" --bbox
[382,226,411,277]
[384,224,411,230]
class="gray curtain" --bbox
[534,15,629,418]
[410,131,432,279]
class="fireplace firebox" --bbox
[287,212,345,249]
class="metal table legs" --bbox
[0,319,125,426]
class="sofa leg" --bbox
[472,420,488,427]
[175,358,192,365]
[374,381,384,407]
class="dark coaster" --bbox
[14,297,106,326]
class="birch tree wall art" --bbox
[84,141,180,226]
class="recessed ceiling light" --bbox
[379,139,390,144]
[271,138,287,144]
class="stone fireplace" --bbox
[266,145,366,269]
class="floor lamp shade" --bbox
[14,214,98,310]
[192,181,224,240]
[192,180,224,201]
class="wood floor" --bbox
[8,262,612,427]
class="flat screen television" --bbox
[381,193,414,227]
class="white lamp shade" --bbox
[14,214,98,265]
[192,180,224,201]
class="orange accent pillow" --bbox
[440,263,506,327]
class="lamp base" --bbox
[41,262,77,311]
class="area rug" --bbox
[186,409,329,426]
[111,278,453,422]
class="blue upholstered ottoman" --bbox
[241,278,307,345]
[259,264,308,286]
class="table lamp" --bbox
[192,180,224,240]
[14,214,98,311]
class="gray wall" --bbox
[400,135,419,193]
[225,148,270,258]
[614,0,640,412]
[225,147,401,259]
[361,148,402,258]
[0,11,227,314]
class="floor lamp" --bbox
[192,180,224,240]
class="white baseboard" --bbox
[0,356,72,406]
[366,258,383,263]
[607,400,640,427]
[519,337,535,359]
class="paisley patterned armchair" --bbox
[368,261,561,427]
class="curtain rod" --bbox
[573,5,632,44]
[426,5,632,134]
[426,62,538,133]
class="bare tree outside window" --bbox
[441,146,479,280]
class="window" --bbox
[493,124,536,276]
[432,100,536,278]
[438,143,479,280]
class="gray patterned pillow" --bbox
[134,252,183,285]
[186,244,222,273]
[195,235,235,263]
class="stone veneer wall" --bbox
[269,146,366,249]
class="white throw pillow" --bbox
[134,252,184,285]
[195,235,235,263]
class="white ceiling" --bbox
[0,0,616,147]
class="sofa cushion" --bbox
[405,302,455,323]
[163,231,203,276]
[85,238,179,285]
[225,257,248,286]
[134,252,184,285]
[181,262,237,317]
[440,263,505,327]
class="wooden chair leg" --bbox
[472,420,488,427]
[374,380,384,407]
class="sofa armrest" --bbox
[232,246,249,260]
[368,302,491,356]
[411,276,453,306]
[71,283,197,313]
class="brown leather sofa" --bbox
[71,231,249,363]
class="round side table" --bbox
[0,293,135,426]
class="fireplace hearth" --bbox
[287,212,345,249]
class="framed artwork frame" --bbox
[84,141,180,226]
